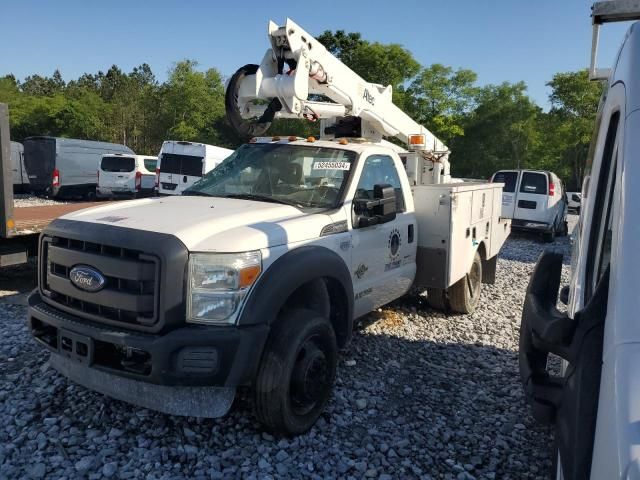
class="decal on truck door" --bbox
[384,228,402,271]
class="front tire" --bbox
[254,309,337,435]
[448,251,483,313]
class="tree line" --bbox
[0,30,602,189]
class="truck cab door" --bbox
[519,103,620,480]
[350,154,416,318]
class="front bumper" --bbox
[511,219,551,232]
[28,291,269,388]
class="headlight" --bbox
[186,251,262,325]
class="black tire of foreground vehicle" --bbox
[254,309,338,436]
[448,251,482,314]
[426,287,447,310]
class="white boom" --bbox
[233,18,451,184]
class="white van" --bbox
[23,136,134,199]
[10,141,29,193]
[491,169,567,242]
[156,141,233,195]
[97,154,157,198]
[567,191,582,213]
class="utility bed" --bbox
[412,181,510,289]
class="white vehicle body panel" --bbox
[157,141,233,196]
[567,192,582,212]
[97,155,157,197]
[10,141,28,190]
[413,182,510,289]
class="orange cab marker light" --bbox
[339,138,348,145]
[272,136,281,141]
[239,265,261,288]
[288,136,297,142]
[409,134,426,146]
[307,136,316,143]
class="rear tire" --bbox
[254,309,337,436]
[448,252,482,314]
[426,288,447,311]
[543,227,556,243]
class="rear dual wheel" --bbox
[426,252,483,314]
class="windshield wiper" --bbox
[223,193,306,208]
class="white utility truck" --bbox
[519,2,640,478]
[28,19,509,434]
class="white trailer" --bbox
[27,19,509,436]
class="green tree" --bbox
[408,64,479,143]
[451,82,541,178]
[160,60,227,146]
[545,70,603,189]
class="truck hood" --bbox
[59,196,337,251]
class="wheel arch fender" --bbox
[238,245,354,344]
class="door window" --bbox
[585,112,619,300]
[492,171,518,193]
[354,155,405,213]
[519,172,548,195]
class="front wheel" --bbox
[254,309,337,435]
[448,251,482,314]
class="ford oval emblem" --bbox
[69,265,106,292]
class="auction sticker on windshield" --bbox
[313,161,351,170]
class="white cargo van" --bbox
[10,141,29,193]
[23,137,134,199]
[491,169,567,242]
[156,141,232,195]
[97,154,157,198]
[520,4,640,478]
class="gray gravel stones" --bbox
[13,194,69,208]
[0,217,577,479]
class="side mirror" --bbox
[354,183,397,228]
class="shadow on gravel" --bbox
[0,311,554,480]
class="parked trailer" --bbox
[23,136,134,199]
[0,105,109,266]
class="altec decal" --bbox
[354,263,369,279]
[363,88,375,106]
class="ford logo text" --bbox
[69,265,106,292]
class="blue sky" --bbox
[0,1,632,108]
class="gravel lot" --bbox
[0,218,577,479]
[13,194,70,208]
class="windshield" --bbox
[185,143,356,209]
[101,156,135,172]
[160,153,203,176]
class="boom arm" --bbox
[229,18,451,183]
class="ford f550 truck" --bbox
[28,19,510,435]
